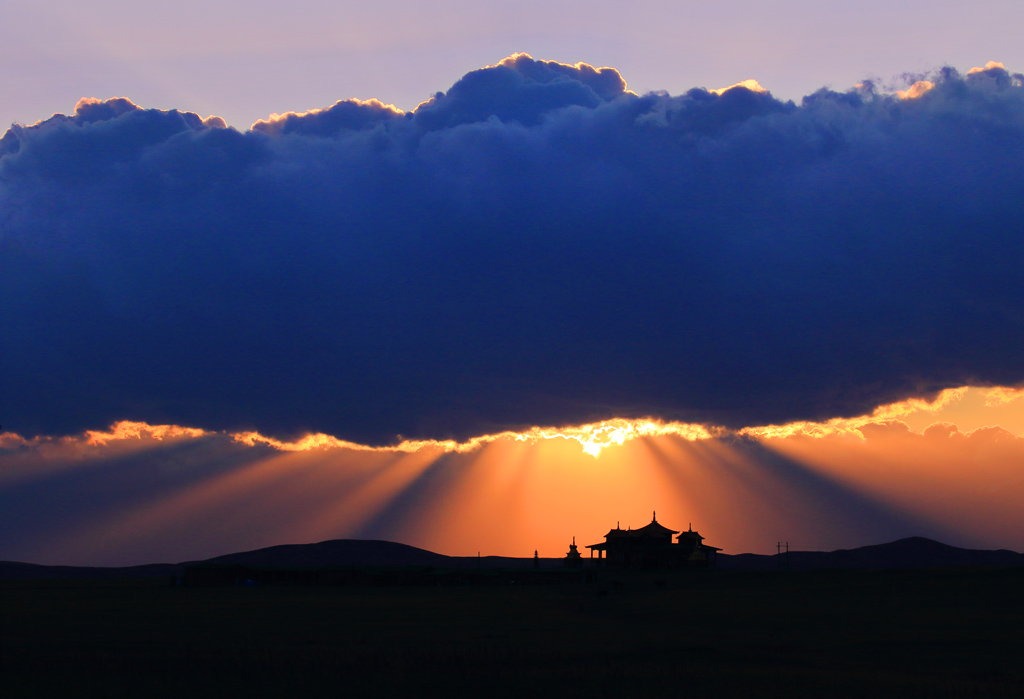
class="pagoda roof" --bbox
[590,515,678,546]
[633,519,678,536]
[585,515,721,555]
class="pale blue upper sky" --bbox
[3,0,1022,130]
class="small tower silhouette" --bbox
[534,549,540,569]
[564,537,583,568]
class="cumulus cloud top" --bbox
[0,97,224,159]
[2,56,1024,444]
[251,98,406,137]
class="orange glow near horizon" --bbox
[754,422,1024,552]
[5,383,1024,565]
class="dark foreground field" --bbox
[3,567,1022,698]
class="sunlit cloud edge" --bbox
[4,385,1024,458]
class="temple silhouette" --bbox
[582,512,720,568]
[182,514,722,587]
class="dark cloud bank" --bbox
[2,55,1024,444]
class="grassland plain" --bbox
[2,567,1023,698]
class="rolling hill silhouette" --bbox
[197,539,551,569]
[199,539,452,568]
[0,540,552,578]
[717,537,1024,571]
[2,537,1022,578]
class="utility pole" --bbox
[777,541,790,570]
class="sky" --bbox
[5,387,1024,566]
[4,1,1024,130]
[3,2,1024,565]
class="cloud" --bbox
[250,98,405,137]
[896,80,934,100]
[710,78,767,96]
[2,56,1024,444]
[982,386,1024,406]
[411,53,629,130]
[738,387,972,440]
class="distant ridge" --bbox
[0,539,556,579]
[199,539,452,569]
[717,537,1024,571]
[3,536,1023,579]
[198,539,554,570]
